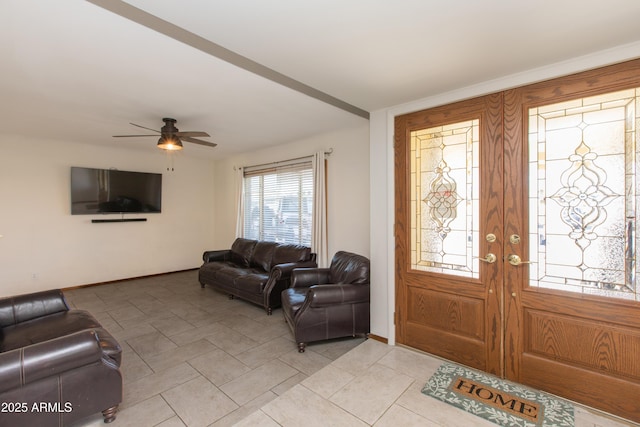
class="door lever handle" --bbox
[475,253,497,264]
[507,254,531,266]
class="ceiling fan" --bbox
[113,118,217,151]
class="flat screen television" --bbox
[70,167,162,215]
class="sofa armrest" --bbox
[291,268,331,288]
[203,249,231,263]
[0,329,106,394]
[0,289,69,328]
[307,284,370,307]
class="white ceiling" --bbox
[3,0,640,159]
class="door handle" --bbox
[475,253,497,264]
[507,254,531,266]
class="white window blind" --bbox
[243,160,313,245]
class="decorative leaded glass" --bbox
[410,120,480,278]
[529,88,639,301]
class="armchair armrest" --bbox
[0,289,69,328]
[272,260,320,280]
[307,284,370,307]
[291,268,331,288]
[0,329,105,394]
[202,249,231,263]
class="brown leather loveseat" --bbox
[199,238,317,314]
[281,251,370,352]
[0,289,122,426]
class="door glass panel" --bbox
[410,120,480,278]
[529,88,640,301]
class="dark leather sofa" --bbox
[199,238,317,314]
[281,251,370,352]
[0,289,122,426]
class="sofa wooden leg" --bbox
[267,307,273,315]
[102,405,118,423]
[297,343,306,353]
[228,294,234,299]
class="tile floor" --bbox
[65,271,637,427]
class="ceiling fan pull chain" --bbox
[166,151,175,172]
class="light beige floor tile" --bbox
[188,348,252,386]
[373,404,440,426]
[261,384,367,427]
[123,363,201,408]
[271,372,308,396]
[127,331,178,358]
[120,346,153,384]
[301,364,355,399]
[155,416,187,427]
[112,395,176,427]
[143,339,218,372]
[111,322,158,343]
[151,315,197,337]
[203,324,260,356]
[233,410,281,427]
[220,360,299,406]
[106,304,145,322]
[162,376,238,427]
[235,337,295,368]
[330,338,392,376]
[377,346,443,380]
[278,348,333,376]
[212,391,279,427]
[329,363,414,424]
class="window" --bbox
[243,160,313,245]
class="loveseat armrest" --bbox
[291,268,331,288]
[0,289,69,328]
[306,284,370,307]
[203,249,231,263]
[0,329,108,394]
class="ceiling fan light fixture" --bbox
[157,135,183,151]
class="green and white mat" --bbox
[422,363,574,426]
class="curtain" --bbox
[234,166,244,238]
[312,151,328,267]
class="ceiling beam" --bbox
[86,0,370,120]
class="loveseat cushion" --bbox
[231,238,258,267]
[251,241,278,271]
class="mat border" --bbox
[422,363,574,427]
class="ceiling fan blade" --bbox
[175,131,210,137]
[182,136,217,147]
[129,122,160,133]
[113,134,158,137]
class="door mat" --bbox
[422,363,574,426]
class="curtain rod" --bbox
[237,148,333,171]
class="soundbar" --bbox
[91,218,147,223]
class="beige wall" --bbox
[212,124,370,260]
[0,135,216,297]
[0,124,370,298]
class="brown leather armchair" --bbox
[0,289,122,426]
[281,251,370,352]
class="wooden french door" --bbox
[395,59,640,422]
